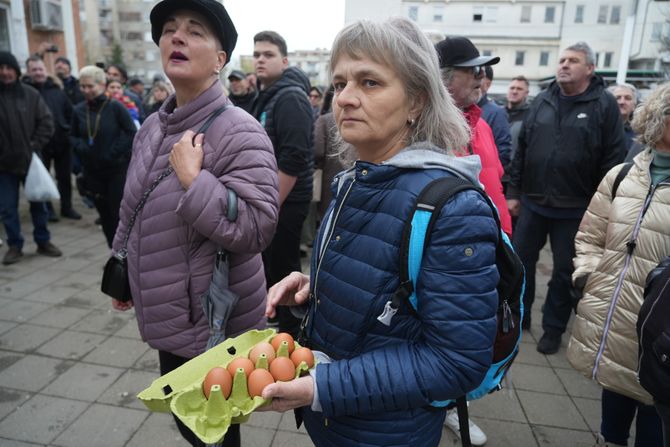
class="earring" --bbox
[408,118,416,127]
[214,68,221,75]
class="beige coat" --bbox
[567,148,670,405]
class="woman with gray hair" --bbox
[263,17,500,446]
[567,82,670,447]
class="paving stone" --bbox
[133,349,160,373]
[0,281,48,299]
[17,270,68,286]
[531,425,596,446]
[0,321,18,336]
[515,341,550,366]
[517,390,589,430]
[246,411,282,430]
[97,369,159,409]
[0,352,22,372]
[0,387,32,421]
[239,426,274,447]
[0,324,62,353]
[544,347,574,370]
[50,271,101,289]
[47,257,99,273]
[272,430,315,447]
[0,355,74,392]
[573,397,602,433]
[0,438,43,446]
[28,305,92,328]
[114,319,142,339]
[0,394,87,444]
[70,308,131,334]
[555,368,602,400]
[278,411,309,433]
[464,418,537,447]
[36,330,107,360]
[61,288,107,309]
[51,403,147,447]
[22,285,86,305]
[125,412,184,447]
[0,300,51,323]
[42,362,126,402]
[508,364,564,394]
[82,337,148,368]
[469,388,528,423]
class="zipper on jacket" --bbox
[591,182,658,380]
[300,177,357,334]
[637,179,670,378]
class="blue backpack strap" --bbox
[397,176,502,314]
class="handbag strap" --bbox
[119,104,234,253]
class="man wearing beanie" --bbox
[0,51,62,265]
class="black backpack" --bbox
[637,256,670,403]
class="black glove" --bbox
[571,274,589,311]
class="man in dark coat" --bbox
[227,69,256,113]
[477,65,512,169]
[506,42,626,354]
[54,56,84,106]
[251,30,313,337]
[505,75,531,162]
[24,55,81,220]
[0,51,62,265]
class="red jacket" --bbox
[463,105,513,236]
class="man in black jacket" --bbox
[25,56,81,221]
[506,42,625,354]
[227,69,256,113]
[0,51,62,265]
[251,30,313,337]
[54,56,84,106]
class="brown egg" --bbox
[269,356,296,382]
[249,342,276,366]
[247,368,275,398]
[271,332,295,354]
[227,357,255,378]
[202,366,232,399]
[290,347,315,369]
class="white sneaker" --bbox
[444,408,487,446]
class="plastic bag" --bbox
[24,153,60,201]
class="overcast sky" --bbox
[224,0,346,59]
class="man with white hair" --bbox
[506,42,626,354]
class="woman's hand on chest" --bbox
[169,130,204,189]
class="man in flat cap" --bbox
[227,69,256,113]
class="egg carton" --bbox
[137,328,313,444]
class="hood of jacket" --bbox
[545,74,607,103]
[334,142,483,195]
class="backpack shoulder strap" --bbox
[611,162,633,199]
[397,176,501,313]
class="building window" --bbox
[124,32,143,41]
[408,6,418,21]
[539,51,550,66]
[0,6,10,52]
[598,5,608,24]
[651,22,662,41]
[544,6,555,23]
[482,50,492,56]
[604,52,613,68]
[575,5,584,23]
[433,6,444,22]
[473,6,483,22]
[595,52,600,66]
[521,5,531,23]
[515,51,525,66]
[119,12,142,21]
[610,6,621,24]
[485,6,498,23]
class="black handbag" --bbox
[101,104,232,301]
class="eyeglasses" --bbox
[309,94,322,99]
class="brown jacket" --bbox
[567,148,670,404]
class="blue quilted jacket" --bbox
[301,144,499,446]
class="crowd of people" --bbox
[1,0,669,445]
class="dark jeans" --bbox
[512,205,582,336]
[656,401,670,447]
[158,350,241,447]
[0,172,50,249]
[263,201,310,338]
[42,143,74,213]
[601,388,663,447]
[84,166,127,248]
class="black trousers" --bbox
[512,204,582,336]
[263,201,310,338]
[85,166,127,248]
[158,350,241,447]
[42,143,74,213]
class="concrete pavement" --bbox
[0,201,604,446]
